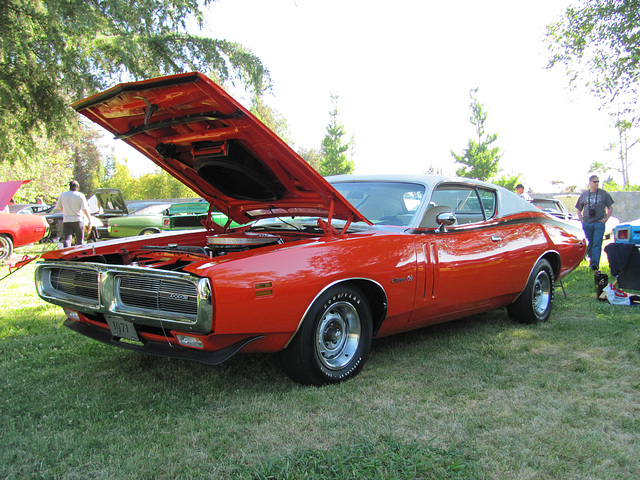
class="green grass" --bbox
[1,247,639,479]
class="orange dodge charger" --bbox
[35,73,586,385]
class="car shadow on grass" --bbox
[57,307,513,393]
[371,308,510,358]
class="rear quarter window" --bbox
[429,184,497,225]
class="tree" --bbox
[451,89,502,181]
[604,113,639,188]
[546,1,640,190]
[298,147,323,172]
[0,0,271,165]
[103,153,116,183]
[71,126,104,196]
[250,95,292,145]
[100,162,138,199]
[319,94,354,177]
[551,180,579,194]
[100,162,198,200]
[136,170,199,200]
[546,0,640,119]
[588,111,639,190]
[0,142,71,204]
[494,174,522,192]
[423,164,444,175]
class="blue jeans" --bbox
[582,221,606,269]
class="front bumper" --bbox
[64,318,263,365]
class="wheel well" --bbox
[344,279,388,336]
[541,252,561,280]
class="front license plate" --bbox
[106,315,140,342]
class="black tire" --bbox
[280,285,373,385]
[139,228,161,235]
[507,259,555,324]
[0,234,13,261]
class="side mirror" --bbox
[436,212,457,232]
[419,205,451,229]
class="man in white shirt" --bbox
[54,180,92,248]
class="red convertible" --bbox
[35,73,586,384]
[0,180,49,261]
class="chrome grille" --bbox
[36,261,212,332]
[118,275,198,317]
[50,268,99,302]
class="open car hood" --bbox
[0,180,30,210]
[73,72,367,226]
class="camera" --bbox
[589,207,596,216]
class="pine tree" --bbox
[319,95,354,177]
[451,88,501,181]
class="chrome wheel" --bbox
[0,234,13,261]
[315,301,362,371]
[533,269,552,316]
[280,285,373,385]
[508,259,555,324]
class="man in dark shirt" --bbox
[575,175,614,270]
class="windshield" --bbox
[249,181,426,231]
[250,216,371,234]
[330,181,426,226]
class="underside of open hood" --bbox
[0,180,30,210]
[72,72,367,226]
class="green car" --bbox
[109,201,241,238]
[108,202,172,237]
[162,201,243,230]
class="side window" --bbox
[477,188,496,219]
[430,184,491,225]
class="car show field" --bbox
[3,256,640,479]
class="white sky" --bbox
[106,0,631,192]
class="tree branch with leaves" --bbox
[546,0,640,188]
[0,0,271,165]
[546,0,640,116]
